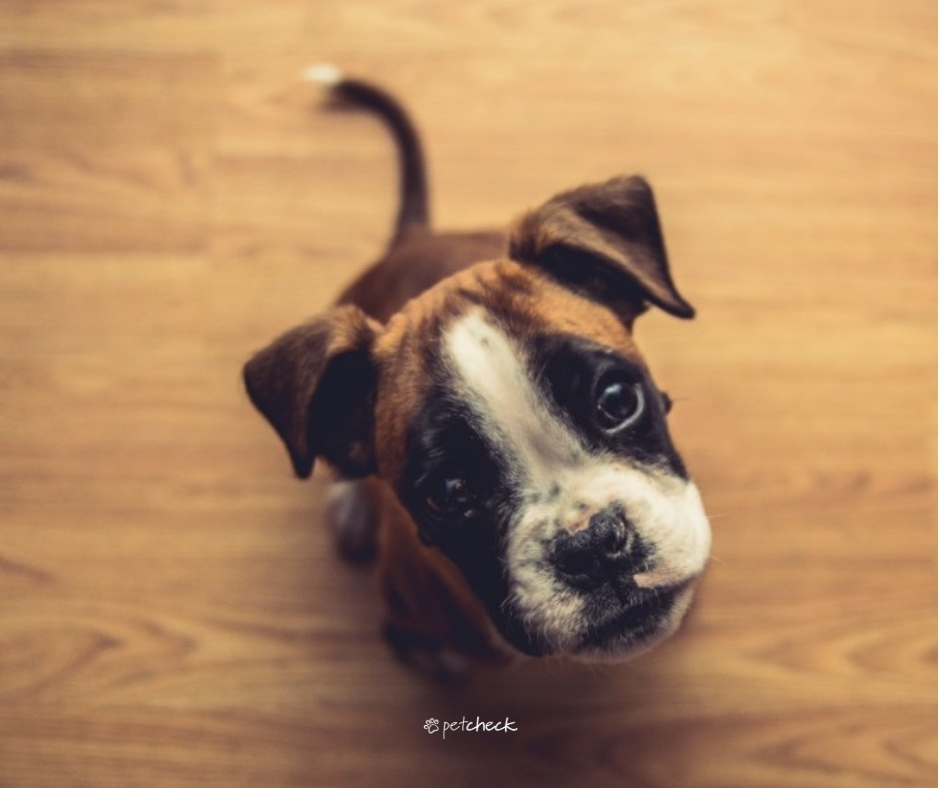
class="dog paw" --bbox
[327,480,378,562]
[383,624,472,683]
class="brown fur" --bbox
[338,227,505,322]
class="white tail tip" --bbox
[303,63,343,87]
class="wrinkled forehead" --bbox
[371,261,642,480]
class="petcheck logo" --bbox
[424,716,517,739]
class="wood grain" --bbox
[0,1,935,786]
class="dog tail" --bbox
[304,64,430,243]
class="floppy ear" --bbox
[243,305,381,480]
[509,175,695,320]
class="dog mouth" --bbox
[498,579,695,658]
[577,580,693,652]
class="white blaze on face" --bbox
[443,309,711,653]
[443,308,582,486]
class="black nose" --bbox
[550,510,641,590]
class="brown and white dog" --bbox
[244,67,711,675]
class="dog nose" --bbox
[550,510,639,590]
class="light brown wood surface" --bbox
[0,2,935,787]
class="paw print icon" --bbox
[424,718,440,734]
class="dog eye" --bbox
[425,476,475,516]
[594,377,645,431]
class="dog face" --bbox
[244,176,711,659]
[375,266,710,658]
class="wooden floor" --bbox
[0,2,936,786]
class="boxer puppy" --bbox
[244,67,711,675]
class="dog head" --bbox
[244,176,710,659]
